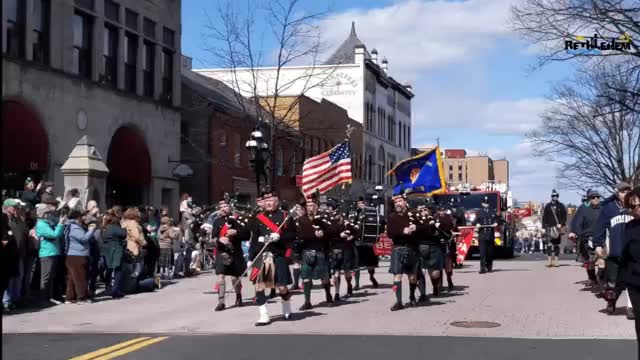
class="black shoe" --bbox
[370,277,379,288]
[447,278,454,291]
[269,290,277,299]
[235,296,243,307]
[418,295,429,303]
[215,303,226,312]
[390,302,404,311]
[433,286,440,298]
[347,285,353,297]
[326,294,334,306]
[628,308,635,320]
[299,302,312,311]
[487,268,493,273]
[479,269,487,274]
[334,294,341,303]
[409,298,418,307]
[606,301,616,315]
[354,284,360,291]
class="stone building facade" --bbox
[2,0,182,215]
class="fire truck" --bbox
[432,184,516,262]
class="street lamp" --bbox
[245,127,270,195]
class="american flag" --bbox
[301,141,352,197]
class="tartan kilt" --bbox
[301,250,330,280]
[356,244,379,268]
[250,254,292,286]
[389,246,419,275]
[417,244,444,271]
[331,247,356,271]
[215,251,247,277]
[158,248,173,268]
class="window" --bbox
[143,18,156,39]
[234,134,241,168]
[73,12,93,78]
[180,121,189,145]
[161,49,174,101]
[275,146,283,176]
[6,0,25,58]
[102,25,118,87]
[124,32,138,93]
[143,41,155,97]
[290,152,296,177]
[163,27,175,48]
[32,0,50,65]
[105,0,119,22]
[75,0,94,10]
[367,154,373,182]
[449,173,454,182]
[458,172,463,182]
[408,127,411,149]
[125,9,138,30]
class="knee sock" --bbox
[587,269,597,282]
[431,277,440,294]
[218,282,226,302]
[418,272,426,296]
[280,290,292,301]
[368,268,376,278]
[354,270,361,286]
[393,281,402,304]
[234,279,242,295]
[270,288,276,297]
[256,290,267,306]
[334,276,341,296]
[293,268,301,286]
[346,276,352,291]
[303,282,312,303]
[409,282,417,300]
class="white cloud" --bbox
[319,0,522,80]
[414,96,551,136]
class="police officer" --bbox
[472,196,499,274]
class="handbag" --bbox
[548,207,562,240]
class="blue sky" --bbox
[182,0,582,205]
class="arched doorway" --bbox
[106,126,151,208]
[2,100,49,197]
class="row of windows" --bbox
[363,149,395,185]
[364,102,411,150]
[4,0,176,103]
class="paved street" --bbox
[2,255,637,359]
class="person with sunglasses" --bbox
[542,190,568,267]
[569,190,603,290]
[593,182,634,318]
[616,187,640,357]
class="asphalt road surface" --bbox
[2,333,636,360]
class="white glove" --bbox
[269,233,280,242]
[247,261,253,268]
[475,224,481,229]
[435,222,441,229]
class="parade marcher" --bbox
[210,197,249,311]
[594,182,634,317]
[248,187,296,326]
[616,187,640,355]
[331,207,358,302]
[414,205,440,301]
[290,201,306,291]
[298,194,335,310]
[569,189,602,289]
[542,190,567,268]
[435,206,457,292]
[386,192,421,311]
[354,197,379,290]
[472,196,499,274]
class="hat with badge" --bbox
[481,195,490,204]
[260,185,278,199]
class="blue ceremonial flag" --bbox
[387,147,447,196]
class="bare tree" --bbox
[528,62,640,191]
[510,0,640,69]
[203,0,341,185]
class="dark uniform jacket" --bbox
[387,210,424,248]
[211,214,249,255]
[473,208,499,239]
[295,213,333,252]
[572,205,601,239]
[542,202,567,228]
[619,219,640,289]
[249,210,295,259]
[332,215,357,250]
[433,212,455,245]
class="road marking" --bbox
[69,337,151,360]
[90,337,168,360]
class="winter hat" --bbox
[615,182,632,192]
[551,189,559,197]
[587,189,601,198]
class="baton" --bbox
[231,213,292,288]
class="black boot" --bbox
[334,293,340,303]
[409,297,418,307]
[235,294,243,307]
[390,302,404,311]
[269,288,276,299]
[447,275,454,291]
[299,302,312,311]
[347,283,353,297]
[418,295,429,303]
[370,276,379,288]
[215,302,226,312]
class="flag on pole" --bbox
[387,146,446,196]
[301,141,352,197]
